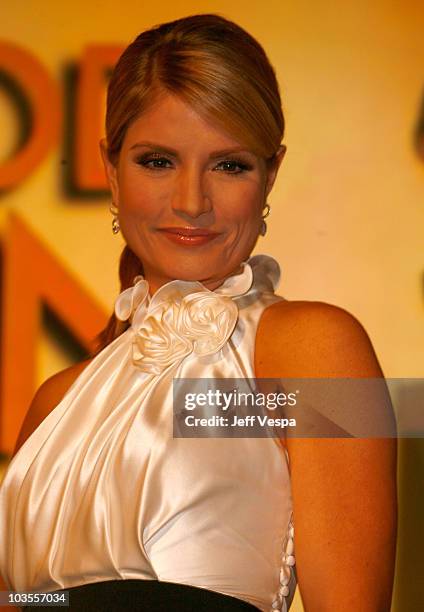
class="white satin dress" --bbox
[0,253,296,612]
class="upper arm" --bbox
[256,299,385,378]
[12,358,93,458]
[255,300,397,611]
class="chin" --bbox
[161,258,221,282]
[170,264,215,282]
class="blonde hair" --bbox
[93,13,285,356]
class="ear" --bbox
[99,138,120,204]
[264,144,286,198]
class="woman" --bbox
[0,13,397,612]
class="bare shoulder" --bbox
[255,298,384,378]
[12,357,95,457]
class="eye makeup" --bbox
[133,152,254,174]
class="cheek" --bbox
[216,183,263,223]
[117,168,160,217]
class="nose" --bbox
[171,166,212,218]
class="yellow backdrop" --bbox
[1,1,423,610]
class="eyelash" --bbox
[135,153,252,175]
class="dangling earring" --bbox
[260,202,271,236]
[109,202,120,234]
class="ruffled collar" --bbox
[114,253,280,375]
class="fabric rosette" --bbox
[131,301,193,375]
[114,261,256,375]
[176,291,238,356]
[131,292,238,375]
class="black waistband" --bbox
[23,579,261,611]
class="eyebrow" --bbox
[129,141,253,159]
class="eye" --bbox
[135,153,172,170]
[134,153,253,174]
[215,159,252,174]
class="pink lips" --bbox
[158,227,220,246]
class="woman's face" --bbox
[101,92,285,295]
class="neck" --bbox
[144,264,245,298]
